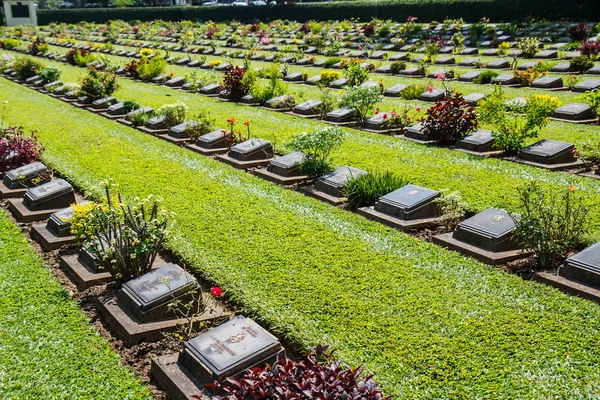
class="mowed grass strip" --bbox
[0,210,151,399]
[3,77,600,399]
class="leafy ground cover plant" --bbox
[0,126,44,172]
[473,69,499,84]
[71,184,172,282]
[287,126,344,179]
[206,345,391,400]
[344,169,408,210]
[422,92,478,144]
[512,181,591,269]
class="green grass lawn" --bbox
[4,54,600,240]
[3,76,600,399]
[0,210,151,398]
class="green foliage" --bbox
[344,170,408,210]
[399,84,426,100]
[342,60,369,87]
[9,63,600,399]
[80,67,119,100]
[122,99,140,113]
[580,90,600,116]
[1,39,21,50]
[319,70,341,86]
[390,61,407,75]
[157,101,188,128]
[435,189,468,230]
[36,1,600,26]
[12,57,45,79]
[77,185,172,282]
[287,126,344,179]
[38,66,61,84]
[251,67,289,105]
[512,181,591,268]
[570,55,595,73]
[479,86,555,154]
[136,55,167,81]
[0,211,151,398]
[473,70,499,84]
[338,85,383,123]
[516,37,541,58]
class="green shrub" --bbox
[185,109,215,140]
[287,126,345,179]
[473,70,499,84]
[38,67,61,84]
[319,70,341,86]
[323,57,342,69]
[1,39,21,50]
[343,59,369,87]
[344,170,408,210]
[399,84,426,100]
[12,58,45,79]
[570,55,595,73]
[390,61,407,75]
[512,181,590,269]
[516,37,541,58]
[339,85,383,122]
[137,55,167,81]
[157,101,188,128]
[479,86,555,154]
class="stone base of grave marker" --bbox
[534,271,600,304]
[30,224,77,251]
[186,143,229,156]
[216,154,274,170]
[253,168,309,186]
[433,233,528,265]
[152,353,211,400]
[299,185,346,206]
[7,192,83,223]
[60,254,166,291]
[0,181,29,199]
[253,153,308,185]
[98,292,225,347]
[357,207,439,232]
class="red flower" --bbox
[169,72,174,77]
[416,107,421,112]
[244,121,250,126]
[227,118,235,123]
[383,113,388,119]
[375,109,380,115]
[211,287,223,297]
[221,129,227,133]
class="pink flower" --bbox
[211,287,223,297]
[425,84,434,94]
[416,107,421,112]
[436,73,446,81]
[391,110,397,116]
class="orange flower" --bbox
[227,118,235,123]
[569,185,576,191]
[244,121,250,126]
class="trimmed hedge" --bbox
[38,0,598,25]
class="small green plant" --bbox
[338,85,383,122]
[38,67,61,84]
[400,84,426,100]
[287,127,345,179]
[319,70,341,86]
[73,184,172,282]
[512,181,590,269]
[12,57,44,79]
[479,86,555,154]
[390,61,407,75]
[342,59,369,87]
[137,55,167,81]
[157,101,188,128]
[435,189,468,230]
[516,37,541,58]
[344,170,408,210]
[570,55,595,73]
[473,70,499,84]
[122,100,140,113]
[80,67,119,100]
[185,109,215,141]
[574,139,600,170]
[580,90,600,117]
